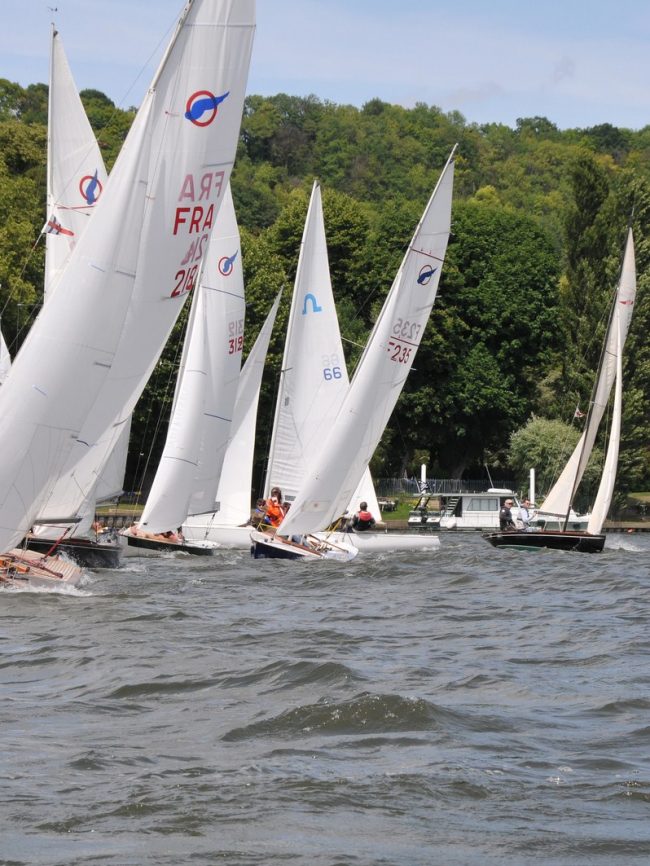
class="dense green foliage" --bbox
[0,80,648,501]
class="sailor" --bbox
[499,499,516,531]
[351,501,376,532]
[265,487,286,528]
[516,498,533,529]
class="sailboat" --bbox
[20,24,122,569]
[123,184,245,555]
[483,229,636,553]
[251,146,457,560]
[181,291,282,546]
[262,180,438,555]
[0,0,256,587]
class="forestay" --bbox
[278,147,456,538]
[0,0,255,551]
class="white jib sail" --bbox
[538,229,636,518]
[184,290,283,530]
[139,184,245,534]
[587,310,623,535]
[45,25,108,298]
[0,0,255,552]
[279,147,456,538]
[264,181,380,520]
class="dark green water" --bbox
[2,533,649,865]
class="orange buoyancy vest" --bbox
[265,499,285,527]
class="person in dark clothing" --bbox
[351,501,376,532]
[499,498,516,531]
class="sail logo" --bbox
[417,264,437,285]
[218,251,238,276]
[79,170,103,205]
[185,90,230,126]
[302,293,323,315]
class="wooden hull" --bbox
[482,529,606,553]
[24,535,121,569]
[125,535,217,556]
[1,549,83,589]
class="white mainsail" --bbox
[537,229,636,520]
[587,312,623,535]
[264,181,380,519]
[0,0,255,552]
[139,184,245,534]
[184,290,283,531]
[278,147,456,538]
[45,25,108,297]
[34,26,125,534]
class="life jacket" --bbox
[265,498,285,527]
[355,509,374,530]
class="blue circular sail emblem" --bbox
[79,170,103,205]
[218,251,238,276]
[184,90,230,126]
[417,264,437,285]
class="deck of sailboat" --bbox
[1,548,83,588]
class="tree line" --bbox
[0,81,648,505]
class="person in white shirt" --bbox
[516,498,534,529]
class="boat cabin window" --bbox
[465,497,499,512]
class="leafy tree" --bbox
[508,417,603,509]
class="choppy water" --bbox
[1,532,650,865]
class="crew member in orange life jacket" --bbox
[351,501,375,532]
[265,486,287,528]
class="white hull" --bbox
[184,522,441,553]
[182,522,252,548]
[1,549,83,589]
[319,531,440,552]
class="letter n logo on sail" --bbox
[302,293,322,315]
